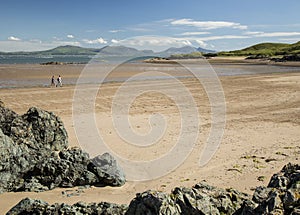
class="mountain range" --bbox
[0,45,215,57]
[2,41,298,59]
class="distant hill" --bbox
[98,45,154,56]
[219,41,300,56]
[0,45,149,56]
[0,45,147,56]
[158,46,215,57]
[0,45,99,56]
[35,45,99,55]
[197,47,216,53]
[0,45,215,58]
[3,42,300,58]
[158,46,198,56]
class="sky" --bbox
[1,0,300,52]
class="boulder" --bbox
[0,102,17,135]
[0,105,68,151]
[88,152,126,186]
[252,163,300,214]
[0,104,125,193]
[23,107,68,151]
[126,190,179,215]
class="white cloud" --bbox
[243,31,264,35]
[179,32,211,36]
[111,39,119,44]
[199,35,250,41]
[110,36,208,51]
[171,19,248,30]
[279,38,300,42]
[194,39,208,48]
[254,32,300,37]
[124,36,191,46]
[8,36,21,41]
[67,34,74,39]
[82,37,107,44]
[126,27,153,32]
[52,40,81,47]
[0,40,81,52]
[109,29,124,33]
[243,31,300,38]
[106,34,249,51]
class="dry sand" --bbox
[0,62,299,213]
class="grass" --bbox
[254,164,266,169]
[169,51,204,59]
[218,41,300,57]
[275,151,288,156]
[257,176,265,182]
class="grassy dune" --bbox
[219,41,300,56]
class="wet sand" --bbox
[0,62,299,213]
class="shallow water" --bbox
[0,62,299,89]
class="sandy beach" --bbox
[0,61,299,213]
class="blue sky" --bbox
[1,0,300,52]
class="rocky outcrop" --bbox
[273,54,300,62]
[126,183,251,215]
[246,54,300,62]
[6,163,299,215]
[0,103,125,193]
[6,198,128,215]
[252,163,300,214]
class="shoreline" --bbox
[209,56,300,67]
[0,60,300,90]
[1,55,300,66]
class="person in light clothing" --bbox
[57,75,62,87]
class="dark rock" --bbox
[6,163,300,214]
[20,149,123,191]
[126,190,179,215]
[173,183,252,215]
[268,174,289,189]
[0,128,34,193]
[254,190,283,214]
[23,107,68,151]
[246,54,270,60]
[291,207,300,215]
[252,186,273,203]
[270,54,300,62]
[126,182,253,215]
[6,198,49,215]
[89,152,126,186]
[0,104,125,193]
[0,104,18,135]
[6,198,127,215]
[268,163,300,190]
[252,163,300,214]
[281,55,300,62]
[283,188,299,211]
